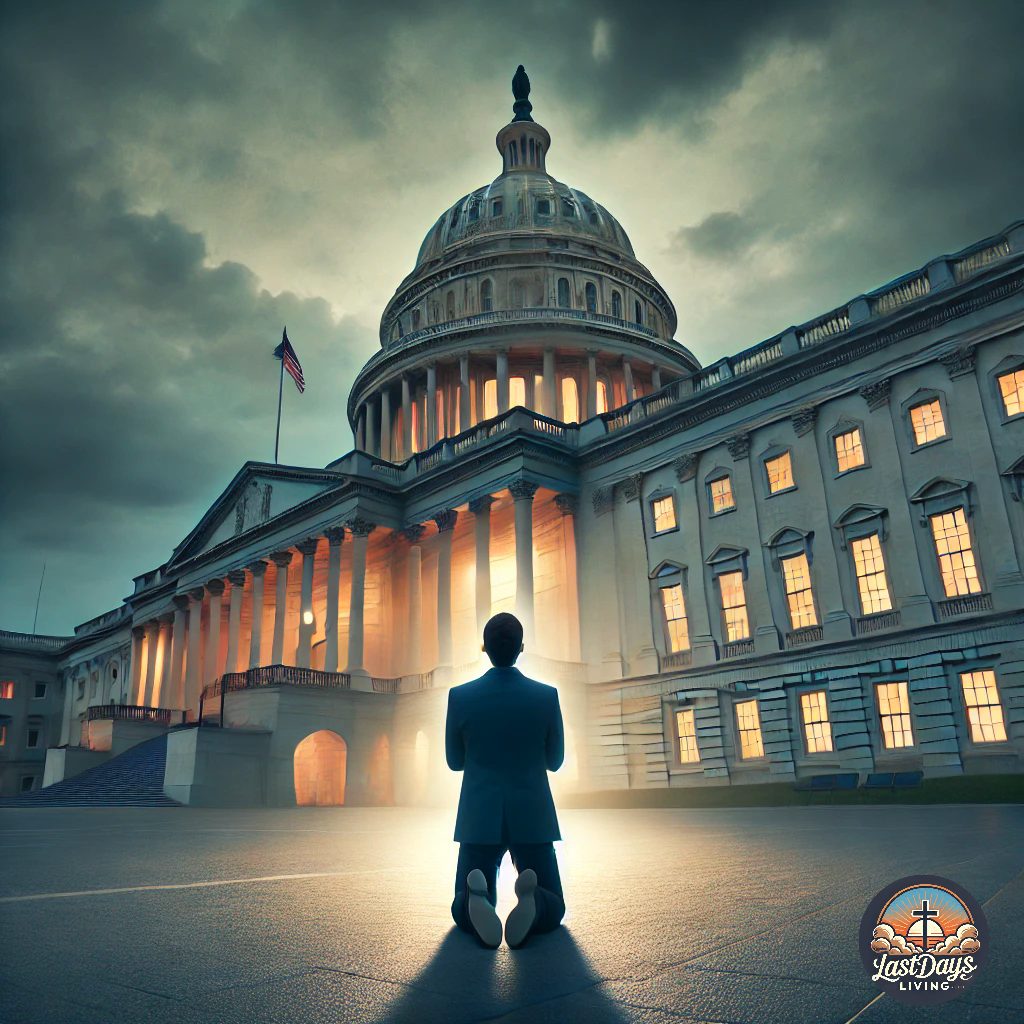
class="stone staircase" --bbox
[1,734,179,807]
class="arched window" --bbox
[446,291,455,320]
[585,282,597,313]
[483,379,498,420]
[529,138,535,163]
[557,277,571,308]
[397,318,404,338]
[480,279,493,312]
[596,379,609,414]
[634,299,643,325]
[412,308,421,330]
[612,290,622,318]
[561,377,579,424]
[509,376,526,408]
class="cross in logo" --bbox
[913,899,939,950]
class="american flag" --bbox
[273,327,305,393]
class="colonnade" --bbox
[128,482,578,717]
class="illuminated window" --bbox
[596,379,609,414]
[851,533,893,615]
[675,708,699,764]
[960,670,1007,743]
[834,428,865,472]
[929,507,982,597]
[719,571,750,642]
[800,691,833,753]
[781,553,818,629]
[998,369,1024,417]
[910,399,946,445]
[660,584,690,653]
[651,495,677,534]
[561,376,579,423]
[735,700,764,759]
[876,682,913,749]
[0,724,6,745]
[765,452,795,493]
[483,379,498,420]
[0,681,13,699]
[709,475,734,514]
[509,376,526,409]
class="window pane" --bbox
[910,399,947,444]
[735,700,764,759]
[851,533,893,614]
[876,682,914,748]
[561,377,579,424]
[929,507,982,597]
[834,428,865,472]
[960,669,1007,743]
[0,681,14,699]
[998,369,1024,417]
[483,379,498,421]
[766,452,794,493]
[652,496,677,533]
[781,553,818,629]
[660,584,690,653]
[800,689,834,753]
[675,708,699,763]
[596,379,608,414]
[719,571,750,641]
[710,476,735,513]
[509,376,526,409]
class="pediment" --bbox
[908,477,970,504]
[766,526,812,548]
[167,462,343,568]
[832,503,887,529]
[705,544,748,567]
[650,559,686,579]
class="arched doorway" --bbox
[367,734,394,805]
[294,730,347,806]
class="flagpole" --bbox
[31,562,46,635]
[274,352,284,465]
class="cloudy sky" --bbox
[1,0,1022,635]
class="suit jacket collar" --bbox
[481,665,523,683]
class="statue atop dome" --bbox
[512,64,533,122]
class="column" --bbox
[543,348,556,418]
[203,580,225,686]
[510,480,539,644]
[469,495,494,635]
[651,364,662,391]
[434,510,457,666]
[225,570,246,674]
[247,561,267,669]
[129,626,144,704]
[170,596,188,709]
[623,358,635,402]
[459,355,471,432]
[426,363,438,446]
[345,518,376,679]
[554,494,582,660]
[185,589,204,716]
[295,538,319,667]
[380,388,392,461]
[497,349,510,413]
[586,350,598,419]
[355,406,365,451]
[143,620,159,706]
[324,528,346,672]
[402,525,425,674]
[271,551,292,664]
[365,394,378,456]
[402,375,412,456]
[157,614,173,706]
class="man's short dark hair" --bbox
[483,613,523,667]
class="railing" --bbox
[798,307,851,348]
[85,704,177,726]
[660,650,693,670]
[870,273,930,317]
[722,639,755,658]
[204,665,353,701]
[371,677,401,694]
[937,593,993,619]
[732,340,783,376]
[953,240,1011,283]
[786,625,824,648]
[0,629,70,653]
[856,610,902,635]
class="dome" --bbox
[414,172,636,271]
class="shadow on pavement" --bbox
[378,926,629,1023]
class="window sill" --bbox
[766,485,798,498]
[834,464,869,479]
[651,526,680,538]
[708,505,737,518]
[910,435,951,452]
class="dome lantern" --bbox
[496,65,550,175]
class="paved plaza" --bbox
[1,804,1022,1024]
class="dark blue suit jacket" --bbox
[445,665,564,844]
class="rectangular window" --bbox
[910,399,947,445]
[997,369,1024,417]
[660,584,690,653]
[27,728,40,748]
[675,708,700,764]
[834,428,866,472]
[719,571,750,642]
[492,198,503,217]
[33,682,47,699]
[930,507,982,597]
[851,533,893,615]
[20,776,35,793]
[0,681,13,699]
[800,690,834,753]
[781,553,818,629]
[960,670,1007,743]
[651,495,677,533]
[735,700,764,759]
[876,682,914,749]
[0,724,6,746]
[709,476,735,513]
[766,452,795,493]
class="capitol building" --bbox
[1,69,1022,804]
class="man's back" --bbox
[445,665,564,845]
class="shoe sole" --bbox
[467,870,502,949]
[505,869,538,949]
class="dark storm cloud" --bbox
[0,0,1022,632]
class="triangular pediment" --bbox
[909,477,970,504]
[705,543,748,566]
[167,462,344,568]
[833,503,886,529]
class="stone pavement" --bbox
[0,804,1021,1024]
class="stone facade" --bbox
[3,71,1022,804]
